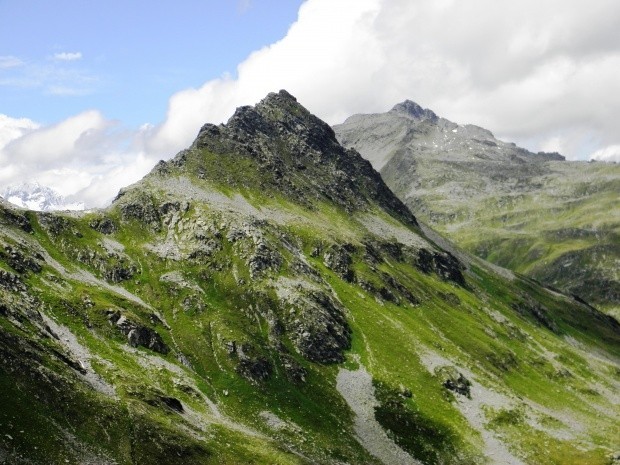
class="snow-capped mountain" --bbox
[1,182,84,211]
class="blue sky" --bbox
[0,0,303,125]
[1,0,620,207]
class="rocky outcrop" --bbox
[511,296,557,332]
[280,353,308,384]
[89,216,117,235]
[37,212,72,235]
[0,269,27,293]
[285,291,351,363]
[116,191,161,231]
[225,340,273,383]
[323,244,355,282]
[0,198,32,232]
[1,245,43,274]
[435,366,472,398]
[416,248,466,286]
[106,310,169,354]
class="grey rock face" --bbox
[158,90,418,228]
[285,290,351,364]
[1,245,43,274]
[106,310,169,354]
[323,244,355,282]
[89,217,118,235]
[416,248,466,287]
[117,192,162,231]
[0,269,26,293]
[0,202,32,232]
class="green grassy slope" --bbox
[1,169,618,465]
[1,93,619,464]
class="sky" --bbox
[1,0,620,207]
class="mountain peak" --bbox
[261,88,298,105]
[390,100,438,121]
[1,182,84,212]
[144,91,417,226]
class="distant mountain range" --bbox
[2,182,84,211]
[0,91,618,465]
[334,101,620,317]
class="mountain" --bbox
[334,101,620,318]
[1,91,619,465]
[2,182,84,212]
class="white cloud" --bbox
[0,112,158,206]
[0,114,40,148]
[590,145,620,162]
[148,0,620,162]
[52,52,82,62]
[0,53,96,96]
[0,55,24,69]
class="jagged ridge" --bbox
[145,90,417,227]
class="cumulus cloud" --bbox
[0,112,158,206]
[0,114,40,148]
[52,52,82,62]
[148,0,620,161]
[590,145,620,162]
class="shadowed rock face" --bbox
[334,102,620,315]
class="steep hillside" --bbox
[334,102,620,318]
[1,91,619,465]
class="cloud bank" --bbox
[2,0,619,208]
[0,112,157,206]
[148,0,620,163]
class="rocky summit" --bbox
[1,91,619,465]
[334,101,620,318]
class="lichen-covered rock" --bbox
[280,354,307,384]
[73,246,137,283]
[416,248,466,286]
[117,192,161,231]
[188,239,222,260]
[89,217,117,234]
[248,241,282,278]
[435,366,472,398]
[323,244,355,282]
[0,204,32,232]
[0,269,27,292]
[511,296,557,332]
[2,245,43,274]
[37,213,72,235]
[234,343,273,383]
[106,310,169,354]
[286,291,351,363]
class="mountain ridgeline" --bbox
[334,101,620,318]
[0,91,619,465]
